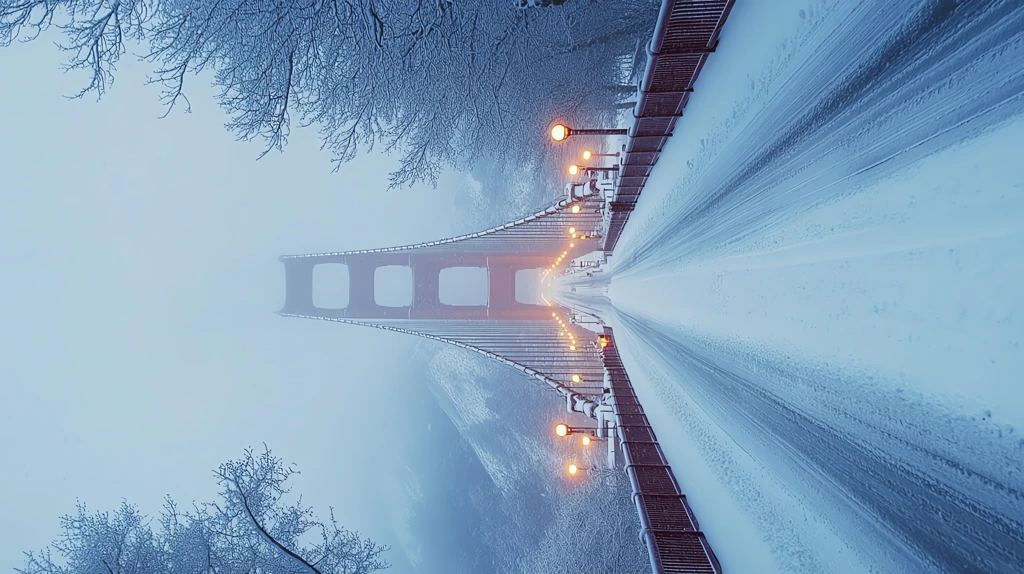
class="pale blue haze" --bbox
[0,35,464,573]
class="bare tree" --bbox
[17,447,389,574]
[0,0,154,98]
[18,502,161,574]
[1,0,658,188]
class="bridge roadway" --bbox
[597,4,737,570]
[543,2,737,572]
[569,0,1024,572]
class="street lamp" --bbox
[582,150,621,160]
[554,424,597,437]
[550,124,570,142]
[571,204,581,213]
[550,124,628,142]
[568,227,576,235]
[581,436,592,446]
[571,374,581,383]
[567,463,581,476]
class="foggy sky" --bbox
[0,36,466,573]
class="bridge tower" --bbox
[281,252,555,321]
[279,190,611,416]
[280,191,605,322]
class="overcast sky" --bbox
[0,36,467,572]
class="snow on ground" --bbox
[589,1,1024,573]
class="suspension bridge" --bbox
[279,1,734,572]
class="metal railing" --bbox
[603,328,722,574]
[280,314,609,417]
[604,0,736,252]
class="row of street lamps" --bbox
[552,313,600,477]
[551,122,624,179]
[540,196,590,283]
[548,310,614,479]
[546,122,622,478]
[555,410,610,478]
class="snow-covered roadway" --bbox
[571,1,1024,572]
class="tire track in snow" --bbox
[615,310,1024,573]
[617,0,1024,276]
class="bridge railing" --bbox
[603,0,736,252]
[603,328,722,574]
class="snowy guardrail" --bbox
[602,328,723,574]
[603,0,736,252]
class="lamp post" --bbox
[554,423,598,438]
[572,314,600,326]
[550,124,628,142]
[571,165,619,175]
[566,463,588,477]
[582,150,621,160]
